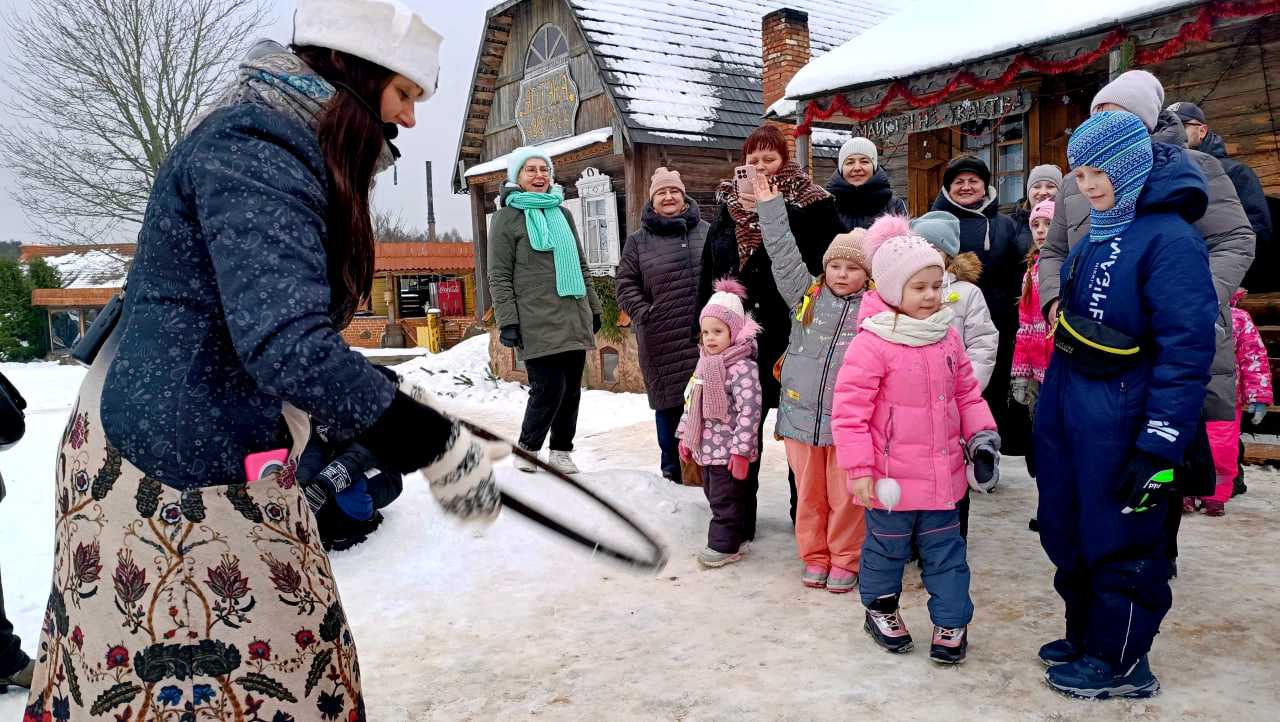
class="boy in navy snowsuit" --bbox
[1035,112,1217,699]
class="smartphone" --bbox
[244,448,289,483]
[734,164,758,196]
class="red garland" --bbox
[796,0,1280,136]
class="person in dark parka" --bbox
[930,156,1026,457]
[825,136,907,231]
[1036,112,1216,699]
[616,167,707,482]
[697,124,844,530]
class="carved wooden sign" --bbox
[847,89,1032,140]
[515,64,579,145]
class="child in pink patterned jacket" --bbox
[678,279,764,568]
[1196,288,1272,516]
[1012,199,1055,531]
[831,216,999,665]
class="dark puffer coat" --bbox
[697,195,844,409]
[825,168,907,231]
[616,199,708,410]
[1197,131,1274,291]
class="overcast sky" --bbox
[0,1,497,243]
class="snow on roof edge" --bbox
[463,128,614,178]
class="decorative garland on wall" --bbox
[795,0,1280,136]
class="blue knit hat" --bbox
[1068,111,1153,244]
[910,211,961,257]
[506,147,555,185]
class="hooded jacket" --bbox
[615,199,708,410]
[825,168,908,231]
[831,291,997,512]
[1039,110,1255,420]
[487,184,603,361]
[1196,131,1273,292]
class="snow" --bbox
[4,346,1280,719]
[765,97,799,119]
[35,250,130,289]
[787,0,1201,99]
[463,128,613,178]
[355,346,432,359]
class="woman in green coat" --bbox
[488,148,602,474]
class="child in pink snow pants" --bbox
[832,217,1000,665]
[1197,288,1272,516]
[678,279,764,568]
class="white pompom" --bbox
[875,477,901,511]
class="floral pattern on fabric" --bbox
[676,358,763,466]
[1232,296,1273,407]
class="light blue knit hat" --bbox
[1068,111,1153,244]
[506,147,555,185]
[910,211,961,257]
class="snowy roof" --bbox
[33,248,132,289]
[568,0,894,148]
[463,128,614,178]
[786,0,1201,99]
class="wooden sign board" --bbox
[515,64,579,145]
[847,89,1032,140]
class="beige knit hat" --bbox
[649,167,686,199]
[822,228,871,275]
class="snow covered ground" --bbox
[3,346,1279,720]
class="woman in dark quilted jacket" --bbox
[616,167,708,482]
[24,2,500,720]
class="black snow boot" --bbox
[864,594,913,653]
[929,625,968,665]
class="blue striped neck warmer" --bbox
[1068,111,1154,244]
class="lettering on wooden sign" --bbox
[515,64,579,145]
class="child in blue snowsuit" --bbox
[1035,112,1217,699]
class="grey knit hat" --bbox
[910,211,961,257]
[1026,164,1063,197]
[1091,70,1165,131]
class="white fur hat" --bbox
[295,0,443,100]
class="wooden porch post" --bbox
[380,272,406,347]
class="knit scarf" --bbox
[191,41,396,172]
[860,307,956,347]
[717,162,831,269]
[684,339,756,443]
[1067,111,1153,244]
[505,184,586,299]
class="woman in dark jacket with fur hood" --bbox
[616,168,708,482]
[825,137,907,231]
[697,124,844,531]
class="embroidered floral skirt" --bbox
[25,343,364,722]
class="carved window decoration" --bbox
[525,24,569,73]
[600,347,620,384]
[573,168,620,275]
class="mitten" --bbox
[1249,402,1268,426]
[1120,450,1176,514]
[966,430,1001,493]
[678,441,692,463]
[334,476,375,521]
[728,454,750,481]
[1010,377,1029,406]
[499,325,522,348]
[592,314,602,335]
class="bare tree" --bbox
[0,0,269,242]
[373,208,429,243]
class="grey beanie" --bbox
[1091,70,1165,131]
[1026,164,1063,197]
[838,137,879,171]
[910,211,961,257]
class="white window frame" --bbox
[574,167,619,275]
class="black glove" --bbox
[303,442,378,515]
[592,314,602,335]
[1120,450,1176,514]
[499,325,521,348]
[973,449,996,485]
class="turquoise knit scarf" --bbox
[506,185,586,299]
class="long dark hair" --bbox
[291,45,392,327]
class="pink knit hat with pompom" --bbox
[699,278,760,344]
[865,215,945,308]
[1030,198,1056,226]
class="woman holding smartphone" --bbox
[697,124,843,534]
[23,2,499,719]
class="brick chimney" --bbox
[761,8,811,165]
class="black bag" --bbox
[0,370,27,450]
[1053,256,1145,378]
[71,288,125,366]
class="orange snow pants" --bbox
[786,440,865,571]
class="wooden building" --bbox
[24,243,134,356]
[777,1,1280,217]
[341,242,478,351]
[453,0,894,388]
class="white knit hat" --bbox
[838,137,879,171]
[295,0,443,100]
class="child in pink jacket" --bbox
[678,279,764,568]
[1012,199,1055,531]
[831,217,999,665]
[1195,288,1272,516]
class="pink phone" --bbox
[734,165,758,196]
[245,448,289,483]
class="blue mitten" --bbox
[334,475,375,521]
[1249,402,1267,426]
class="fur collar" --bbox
[947,252,983,284]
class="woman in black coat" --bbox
[697,125,844,532]
[616,167,708,482]
[825,136,907,230]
